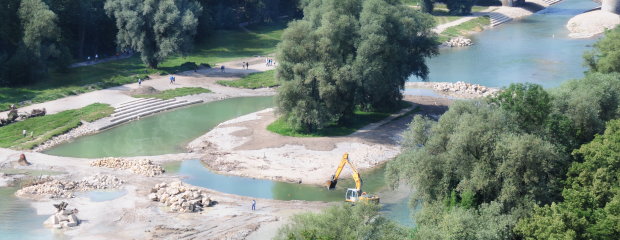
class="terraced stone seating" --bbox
[96,98,203,130]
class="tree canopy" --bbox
[584,27,620,74]
[276,0,437,132]
[387,72,620,239]
[104,0,203,68]
[516,119,620,240]
[275,203,409,240]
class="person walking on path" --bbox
[169,75,174,84]
[246,62,249,69]
[251,200,256,211]
[138,78,142,86]
[221,65,225,73]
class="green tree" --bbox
[104,0,203,68]
[387,101,567,209]
[414,202,516,240]
[489,83,551,133]
[584,27,620,73]
[275,203,409,240]
[2,0,65,86]
[355,0,437,111]
[517,119,620,240]
[550,72,620,145]
[276,0,437,132]
[421,0,434,13]
[444,0,475,15]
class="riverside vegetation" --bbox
[277,22,620,239]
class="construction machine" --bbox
[325,153,380,204]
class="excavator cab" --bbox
[327,153,380,204]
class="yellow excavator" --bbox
[325,153,380,204]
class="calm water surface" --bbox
[411,0,600,88]
[45,96,275,158]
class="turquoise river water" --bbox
[1,0,602,238]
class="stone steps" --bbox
[111,99,179,120]
[96,99,204,131]
[541,0,563,6]
[112,99,176,118]
[115,98,161,113]
[117,98,151,108]
[487,13,512,27]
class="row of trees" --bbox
[0,0,301,86]
[420,0,478,15]
[275,0,437,132]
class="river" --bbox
[2,0,603,238]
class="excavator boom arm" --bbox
[326,153,363,191]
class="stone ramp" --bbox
[93,98,204,131]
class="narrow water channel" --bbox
[412,0,599,88]
[44,96,275,158]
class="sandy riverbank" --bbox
[0,148,329,239]
[567,10,620,38]
[187,94,453,186]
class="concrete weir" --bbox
[603,0,620,13]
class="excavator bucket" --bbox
[326,175,338,190]
[326,179,337,190]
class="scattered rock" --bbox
[151,181,213,213]
[16,174,124,199]
[18,153,31,166]
[432,81,499,97]
[43,201,80,229]
[442,36,473,47]
[90,157,165,177]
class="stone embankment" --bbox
[16,174,124,199]
[442,36,473,47]
[90,157,165,177]
[149,181,214,213]
[432,81,499,97]
[33,123,96,152]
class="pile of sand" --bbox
[567,10,620,38]
[129,86,160,95]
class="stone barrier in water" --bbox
[16,174,124,199]
[149,181,214,213]
[91,157,165,177]
[432,81,499,97]
[442,36,473,48]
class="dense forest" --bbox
[0,0,301,86]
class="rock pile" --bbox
[44,201,80,229]
[442,36,473,47]
[91,157,165,177]
[16,174,124,199]
[149,181,213,213]
[433,81,498,97]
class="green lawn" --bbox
[439,16,491,42]
[217,70,278,89]
[0,103,114,150]
[267,102,413,137]
[133,87,212,100]
[0,22,286,111]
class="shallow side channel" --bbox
[44,96,275,158]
